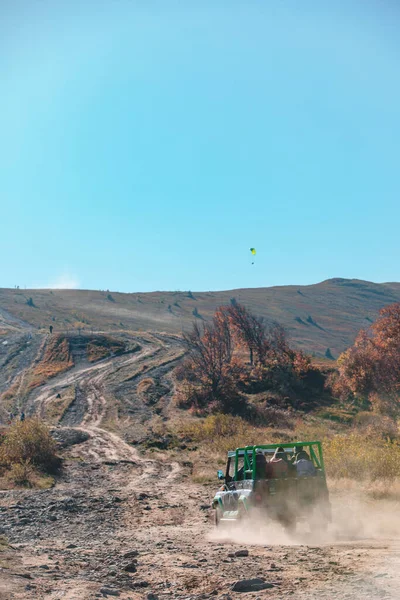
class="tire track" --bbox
[27,333,184,465]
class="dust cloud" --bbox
[208,493,400,599]
[209,492,400,547]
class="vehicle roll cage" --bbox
[227,441,325,480]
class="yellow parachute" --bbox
[250,248,256,264]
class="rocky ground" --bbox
[1,329,399,599]
[1,425,399,600]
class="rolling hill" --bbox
[1,278,400,357]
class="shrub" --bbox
[352,411,398,439]
[325,348,334,360]
[183,413,249,441]
[0,418,60,473]
[6,461,34,487]
[324,432,400,480]
[249,404,295,429]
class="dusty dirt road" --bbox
[1,422,399,600]
[1,333,399,599]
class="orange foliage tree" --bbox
[226,303,309,373]
[334,303,400,415]
[181,309,244,412]
[179,304,311,414]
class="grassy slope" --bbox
[1,278,400,356]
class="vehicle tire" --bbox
[214,506,223,527]
[237,502,249,524]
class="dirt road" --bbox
[1,333,399,599]
[27,332,184,442]
[1,422,399,600]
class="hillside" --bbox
[1,278,400,356]
[1,282,400,599]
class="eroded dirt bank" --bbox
[1,428,399,600]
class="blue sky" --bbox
[1,0,400,292]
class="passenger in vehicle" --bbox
[295,450,317,477]
[255,450,267,478]
[291,445,304,464]
[270,448,289,478]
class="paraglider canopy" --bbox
[249,248,256,265]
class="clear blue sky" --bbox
[1,1,399,292]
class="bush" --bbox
[183,414,249,441]
[248,404,295,429]
[324,432,400,480]
[6,461,34,487]
[353,411,398,439]
[0,418,60,473]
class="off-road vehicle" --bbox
[212,442,331,532]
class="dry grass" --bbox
[44,386,76,424]
[324,433,400,480]
[0,380,20,410]
[175,413,400,487]
[5,461,34,486]
[1,278,399,357]
[28,335,74,390]
[137,378,155,395]
[86,336,125,363]
[0,418,60,476]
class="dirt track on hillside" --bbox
[26,332,184,442]
[1,333,400,599]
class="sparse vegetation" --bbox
[324,432,400,481]
[0,380,20,410]
[44,386,76,424]
[325,347,334,360]
[86,335,125,362]
[0,418,60,487]
[1,279,399,357]
[28,335,74,390]
[6,461,34,486]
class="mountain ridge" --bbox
[1,278,400,356]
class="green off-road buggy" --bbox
[212,442,331,532]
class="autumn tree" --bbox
[225,303,271,365]
[226,303,307,370]
[178,303,311,414]
[181,308,243,412]
[334,303,400,415]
